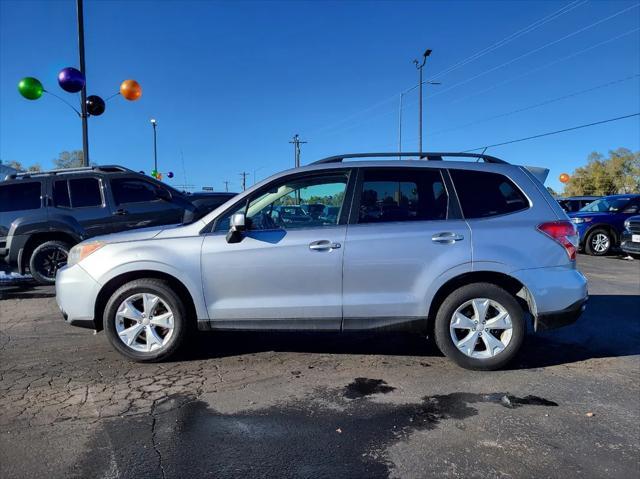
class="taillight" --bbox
[537,221,578,261]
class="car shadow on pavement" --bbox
[0,283,55,300]
[513,294,640,369]
[179,294,639,368]
[180,330,440,361]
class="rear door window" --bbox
[0,182,41,212]
[357,168,448,223]
[111,178,158,205]
[450,169,529,218]
[68,178,103,208]
[53,180,71,207]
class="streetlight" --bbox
[398,76,440,159]
[413,48,432,154]
[150,118,158,173]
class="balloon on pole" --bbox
[120,79,142,101]
[559,173,570,184]
[57,67,86,93]
[86,95,105,116]
[18,77,44,100]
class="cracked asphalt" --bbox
[1,255,639,478]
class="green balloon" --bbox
[18,77,43,100]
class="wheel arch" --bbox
[21,231,80,272]
[582,223,618,248]
[426,271,534,336]
[93,270,198,332]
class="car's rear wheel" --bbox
[29,240,70,285]
[434,283,525,370]
[104,279,188,362]
[585,228,612,256]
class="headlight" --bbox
[572,217,592,224]
[624,219,631,230]
[67,242,104,266]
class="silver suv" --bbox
[56,153,588,370]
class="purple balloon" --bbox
[58,67,85,93]
[167,171,174,178]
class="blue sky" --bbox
[1,0,639,193]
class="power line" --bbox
[449,27,640,106]
[308,1,588,137]
[430,0,588,80]
[430,74,640,137]
[428,3,640,100]
[289,134,307,168]
[462,113,640,152]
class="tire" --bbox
[29,240,70,285]
[434,283,525,371]
[103,279,189,362]
[584,228,612,256]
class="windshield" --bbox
[580,197,630,213]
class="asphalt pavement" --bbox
[0,255,638,478]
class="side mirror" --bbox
[226,213,246,243]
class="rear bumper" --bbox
[511,264,588,331]
[621,231,640,254]
[56,263,101,330]
[535,297,587,331]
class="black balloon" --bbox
[86,95,105,116]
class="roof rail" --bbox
[310,152,507,165]
[5,164,133,180]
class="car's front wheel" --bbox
[29,240,70,285]
[434,283,525,370]
[585,228,612,256]
[103,279,188,362]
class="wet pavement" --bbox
[1,255,639,478]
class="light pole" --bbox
[76,0,89,166]
[150,118,158,173]
[398,76,440,158]
[413,49,432,154]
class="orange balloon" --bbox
[559,173,570,183]
[120,79,142,101]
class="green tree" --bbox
[4,160,41,172]
[53,150,84,169]
[564,148,640,196]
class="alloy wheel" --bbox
[591,233,610,253]
[115,293,175,353]
[449,298,513,359]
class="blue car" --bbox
[568,194,640,256]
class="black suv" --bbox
[0,165,235,284]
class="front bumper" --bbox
[621,231,640,254]
[56,263,101,330]
[535,297,587,331]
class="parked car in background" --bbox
[0,165,233,284]
[568,194,640,256]
[621,215,640,256]
[557,196,601,213]
[56,152,587,371]
[184,191,237,222]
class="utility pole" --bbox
[413,48,432,155]
[76,0,89,166]
[223,180,230,192]
[239,172,249,191]
[150,118,158,172]
[289,134,307,168]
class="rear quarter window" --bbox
[450,169,529,219]
[0,182,42,212]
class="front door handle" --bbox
[113,208,128,216]
[432,232,464,244]
[309,240,341,251]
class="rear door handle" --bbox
[432,232,464,244]
[113,208,128,216]
[309,240,341,251]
